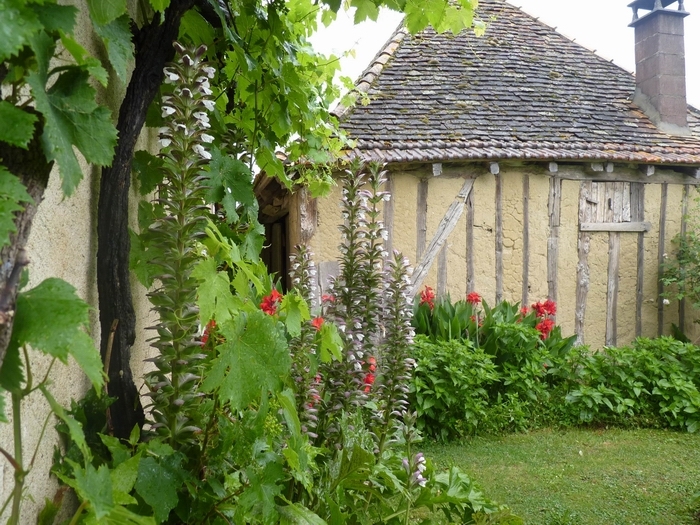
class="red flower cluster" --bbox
[363,356,377,393]
[311,316,324,331]
[520,306,529,316]
[536,318,555,340]
[531,299,556,318]
[321,294,335,303]
[466,291,482,305]
[260,289,283,315]
[420,286,436,310]
[200,320,216,347]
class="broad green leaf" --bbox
[32,3,78,33]
[192,257,239,326]
[132,150,164,195]
[238,461,286,525]
[179,8,214,45]
[111,454,141,504]
[71,462,114,519]
[403,0,431,33]
[0,344,23,392]
[205,147,254,223]
[280,294,310,338]
[278,503,327,525]
[319,323,343,363]
[0,0,42,61]
[424,0,447,29]
[0,168,32,247]
[135,455,182,523]
[277,389,301,437]
[351,0,379,23]
[92,15,134,83]
[41,386,90,460]
[60,34,109,87]
[87,0,127,26]
[10,278,104,390]
[0,388,6,423]
[0,102,38,148]
[27,34,117,195]
[149,0,170,12]
[202,311,290,409]
[84,505,156,525]
[100,434,132,466]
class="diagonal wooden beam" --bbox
[409,177,475,297]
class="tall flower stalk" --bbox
[141,43,215,450]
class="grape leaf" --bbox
[31,3,78,33]
[403,0,431,34]
[192,257,240,326]
[111,454,141,505]
[9,278,104,390]
[149,0,171,12]
[351,0,379,23]
[0,0,42,61]
[0,168,32,248]
[0,342,23,392]
[319,323,343,363]
[27,32,117,196]
[135,455,183,524]
[41,387,90,460]
[279,294,309,338]
[278,503,327,525]
[70,462,114,519]
[132,150,164,195]
[0,102,38,148]
[202,311,290,410]
[92,15,134,83]
[205,146,254,223]
[86,0,127,26]
[60,34,109,87]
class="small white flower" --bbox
[203,66,216,78]
[161,106,176,117]
[193,144,211,160]
[199,85,213,96]
[158,127,170,136]
[201,133,215,143]
[202,99,216,111]
[663,253,668,259]
[663,298,671,306]
[383,193,391,202]
[158,138,171,148]
[163,68,179,84]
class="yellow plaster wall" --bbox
[618,232,639,344]
[391,173,419,262]
[557,179,580,338]
[500,170,524,304]
[472,173,497,304]
[312,182,343,263]
[527,174,550,303]
[642,183,662,338]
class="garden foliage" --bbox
[411,290,700,439]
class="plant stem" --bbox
[67,500,88,525]
[9,391,24,525]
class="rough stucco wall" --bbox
[312,182,342,264]
[471,174,497,304]
[501,170,523,304]
[618,231,639,345]
[527,173,550,304]
[392,174,419,263]
[557,179,579,337]
[642,183,662,338]
[663,184,684,333]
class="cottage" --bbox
[257,0,700,349]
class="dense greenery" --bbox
[411,291,700,440]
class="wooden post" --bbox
[495,172,503,303]
[288,186,317,249]
[410,178,475,297]
[437,246,448,297]
[522,173,530,307]
[576,181,592,345]
[416,179,429,260]
[466,189,475,293]
[658,183,668,336]
[548,176,562,306]
[606,232,621,346]
[384,174,395,256]
[631,183,645,337]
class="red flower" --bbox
[200,320,216,347]
[420,286,436,309]
[536,318,555,340]
[532,299,557,318]
[321,294,335,303]
[367,356,376,373]
[520,306,529,316]
[363,373,376,393]
[260,289,283,315]
[311,316,324,331]
[466,291,482,305]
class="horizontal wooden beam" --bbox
[557,167,700,185]
[580,221,651,232]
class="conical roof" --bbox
[338,0,700,165]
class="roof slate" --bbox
[338,0,700,166]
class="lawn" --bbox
[425,428,700,525]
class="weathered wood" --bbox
[657,183,668,336]
[288,186,317,249]
[495,172,503,302]
[606,232,621,346]
[466,189,475,293]
[432,163,442,176]
[270,223,284,278]
[556,168,699,185]
[679,184,690,333]
[631,183,645,337]
[522,173,530,307]
[410,178,475,297]
[576,181,592,345]
[547,176,562,305]
[384,174,395,256]
[580,222,652,232]
[437,246,448,297]
[416,179,429,259]
[490,162,500,175]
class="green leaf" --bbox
[149,0,170,12]
[277,389,301,437]
[10,278,104,390]
[41,386,90,460]
[32,3,78,33]
[135,455,182,524]
[351,0,379,23]
[319,323,343,363]
[60,34,109,87]
[192,257,239,326]
[0,344,23,392]
[179,9,214,45]
[87,0,127,26]
[85,505,156,525]
[202,311,291,410]
[111,454,141,505]
[92,15,134,83]
[403,0,431,33]
[278,503,327,525]
[0,0,42,61]
[280,294,309,338]
[0,168,32,248]
[205,147,254,223]
[71,462,114,519]
[27,35,118,195]
[0,388,6,423]
[132,150,164,195]
[0,102,38,148]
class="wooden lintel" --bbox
[489,162,500,175]
[432,163,443,176]
[580,222,651,232]
[548,162,558,173]
[556,169,700,185]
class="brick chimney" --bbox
[629,0,690,135]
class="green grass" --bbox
[425,428,700,525]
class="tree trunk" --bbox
[97,0,195,439]
[0,124,53,370]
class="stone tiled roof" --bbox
[338,0,700,166]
